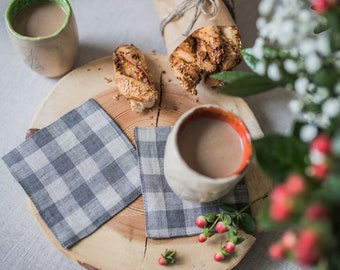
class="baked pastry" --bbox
[112,44,158,112]
[169,25,242,94]
[169,36,202,95]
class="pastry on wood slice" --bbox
[112,44,158,112]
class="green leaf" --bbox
[205,212,216,223]
[241,48,260,72]
[223,214,232,225]
[228,230,238,244]
[253,135,309,183]
[217,74,279,97]
[210,70,253,83]
[238,213,256,234]
[325,7,340,51]
[220,204,236,213]
[236,237,245,245]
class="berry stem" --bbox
[238,192,269,214]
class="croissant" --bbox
[112,44,158,112]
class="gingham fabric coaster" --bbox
[2,99,141,248]
[134,126,250,239]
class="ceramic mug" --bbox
[164,104,253,202]
[5,0,79,77]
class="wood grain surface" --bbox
[27,53,271,270]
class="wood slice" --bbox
[27,53,271,270]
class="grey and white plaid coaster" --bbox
[2,99,141,248]
[134,126,250,239]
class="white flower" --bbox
[309,149,327,164]
[312,87,329,104]
[252,38,264,59]
[267,63,281,81]
[284,59,298,74]
[278,21,295,47]
[322,98,340,118]
[300,124,318,142]
[294,77,309,95]
[258,0,275,16]
[334,51,340,69]
[316,33,330,56]
[305,53,322,74]
[255,62,266,75]
[299,39,316,56]
[288,99,303,113]
[334,82,340,94]
[256,17,266,30]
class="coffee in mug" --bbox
[164,104,252,202]
[5,0,79,77]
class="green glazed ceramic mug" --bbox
[5,0,79,77]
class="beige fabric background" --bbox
[0,0,301,269]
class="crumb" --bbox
[168,79,172,83]
[114,94,120,100]
[98,67,101,71]
[196,98,199,103]
[104,77,112,83]
[87,68,91,71]
[162,70,166,74]
[149,115,154,119]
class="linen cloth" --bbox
[2,99,141,248]
[134,126,250,239]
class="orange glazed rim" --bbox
[178,105,253,178]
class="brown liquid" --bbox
[13,2,67,37]
[178,117,244,178]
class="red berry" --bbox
[195,215,207,228]
[281,230,297,250]
[305,203,327,220]
[310,134,331,154]
[270,184,288,203]
[312,0,334,13]
[294,228,320,266]
[224,241,235,253]
[213,252,225,262]
[158,256,167,266]
[269,243,285,261]
[269,199,292,222]
[269,185,293,222]
[284,174,306,196]
[198,233,207,243]
[309,163,329,179]
[215,221,227,233]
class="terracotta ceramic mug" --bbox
[5,0,79,77]
[164,104,253,202]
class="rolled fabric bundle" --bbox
[153,0,242,94]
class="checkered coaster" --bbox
[2,99,141,248]
[134,126,250,239]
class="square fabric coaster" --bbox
[134,126,250,239]
[2,99,141,248]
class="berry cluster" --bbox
[157,249,176,266]
[195,195,267,263]
[308,133,332,179]
[195,212,243,262]
[264,133,336,266]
